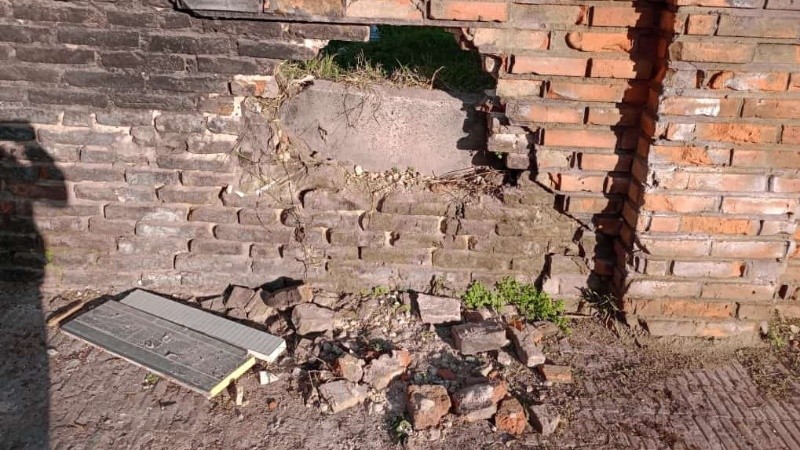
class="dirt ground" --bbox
[2,285,800,450]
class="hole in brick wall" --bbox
[279,26,497,175]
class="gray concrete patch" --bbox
[280,80,486,175]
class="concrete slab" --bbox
[280,80,487,175]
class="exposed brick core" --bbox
[0,0,797,336]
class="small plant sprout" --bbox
[462,278,569,331]
[390,415,413,444]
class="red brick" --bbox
[711,240,788,258]
[742,99,800,119]
[680,216,757,235]
[718,16,800,39]
[772,177,800,193]
[591,7,654,27]
[685,15,717,35]
[272,0,345,15]
[586,106,639,126]
[647,216,681,232]
[637,237,712,256]
[784,126,800,144]
[510,102,584,124]
[659,98,740,117]
[547,81,648,104]
[627,298,736,318]
[675,0,764,6]
[563,195,624,214]
[510,4,587,27]
[578,153,633,171]
[429,1,508,21]
[643,194,718,213]
[754,44,800,63]
[549,173,606,193]
[721,197,797,215]
[496,79,543,97]
[565,32,632,52]
[731,150,800,169]
[670,42,755,63]
[347,0,423,20]
[686,173,767,192]
[510,56,588,76]
[695,123,779,144]
[649,145,731,166]
[591,59,651,79]
[708,71,789,91]
[543,129,620,148]
[473,29,548,51]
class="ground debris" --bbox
[291,303,335,335]
[407,384,451,430]
[451,321,509,355]
[317,380,368,413]
[495,398,526,435]
[508,326,546,367]
[415,293,461,324]
[529,405,560,436]
[363,349,411,390]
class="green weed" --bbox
[144,373,159,385]
[463,277,569,331]
[389,415,413,444]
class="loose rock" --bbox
[226,285,255,310]
[508,326,546,367]
[495,398,526,435]
[247,299,276,323]
[451,382,505,421]
[317,380,368,413]
[291,304,335,335]
[335,353,365,383]
[259,371,279,385]
[532,321,560,338]
[529,405,560,436]
[451,321,509,355]
[415,293,461,324]
[363,349,411,390]
[264,285,314,311]
[538,364,573,384]
[407,384,451,430]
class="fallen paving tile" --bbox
[363,349,411,390]
[495,398,526,435]
[451,321,509,355]
[407,384,451,430]
[538,364,573,384]
[529,405,560,436]
[291,303,334,335]
[508,326,546,367]
[335,353,365,383]
[226,285,255,310]
[263,285,314,311]
[317,380,368,413]
[451,383,504,421]
[415,293,461,324]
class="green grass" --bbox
[283,26,495,93]
[463,278,569,331]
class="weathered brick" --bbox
[659,98,740,117]
[176,253,250,272]
[754,44,800,63]
[672,260,745,278]
[670,42,755,63]
[158,186,221,204]
[510,56,588,76]
[88,218,136,236]
[148,74,228,94]
[626,279,702,298]
[74,184,156,202]
[742,99,800,119]
[13,3,95,23]
[346,0,421,20]
[361,247,432,265]
[591,6,654,27]
[429,1,508,21]
[591,59,651,79]
[510,4,586,27]
[565,32,632,53]
[547,81,648,104]
[707,71,789,91]
[148,34,232,54]
[643,194,718,213]
[0,65,61,83]
[680,216,757,235]
[432,249,510,270]
[105,204,187,222]
[58,29,140,48]
[363,213,443,235]
[100,52,186,72]
[64,70,146,89]
[105,9,160,28]
[0,24,42,43]
[188,206,238,223]
[117,236,187,255]
[711,240,788,258]
[190,239,245,255]
[685,15,717,35]
[214,224,294,243]
[473,29,548,52]
[113,92,196,110]
[701,282,775,300]
[721,197,797,215]
[695,123,779,144]
[237,39,316,60]
[508,101,584,124]
[180,171,235,187]
[15,46,95,64]
[197,56,276,75]
[718,16,799,39]
[135,222,211,239]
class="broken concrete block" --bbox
[407,384,451,430]
[246,299,276,324]
[451,383,504,421]
[362,349,411,390]
[538,364,573,384]
[495,398,527,435]
[264,285,314,311]
[529,405,560,436]
[451,321,509,355]
[508,327,546,367]
[317,380,368,413]
[335,354,365,383]
[259,371,279,385]
[226,285,255,310]
[415,293,461,324]
[291,303,334,335]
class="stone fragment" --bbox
[495,398,527,435]
[246,299,276,323]
[363,350,411,390]
[291,304,335,335]
[226,285,255,310]
[451,321,509,355]
[464,308,493,322]
[259,371,279,385]
[335,353,365,383]
[533,321,560,338]
[415,293,462,324]
[497,350,514,366]
[317,380,368,413]
[451,383,504,421]
[263,285,314,311]
[529,405,560,436]
[508,326,546,367]
[538,365,573,384]
[227,308,246,320]
[407,384,451,430]
[201,295,225,312]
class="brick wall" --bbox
[1,0,797,336]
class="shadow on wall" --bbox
[0,122,65,448]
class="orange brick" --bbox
[429,1,508,21]
[590,59,652,79]
[772,177,800,193]
[732,150,800,169]
[578,152,633,171]
[564,195,624,214]
[591,6,654,27]
[496,79,543,97]
[670,42,755,63]
[685,15,717,35]
[721,197,798,215]
[643,194,718,213]
[707,71,790,91]
[743,99,800,119]
[686,173,768,192]
[586,106,639,126]
[550,173,606,192]
[695,123,780,144]
[648,216,681,232]
[649,145,731,166]
[784,126,800,144]
[547,81,648,104]
[510,102,584,124]
[672,260,745,278]
[659,97,740,117]
[510,56,588,76]
[565,32,633,52]
[680,216,757,235]
[627,298,736,319]
[543,129,618,148]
